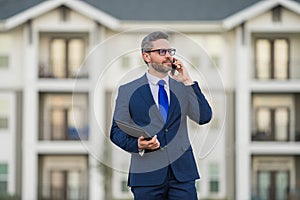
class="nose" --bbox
[165,50,172,57]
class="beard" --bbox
[151,61,171,73]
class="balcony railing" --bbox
[252,188,300,200]
[39,188,87,200]
[39,63,88,79]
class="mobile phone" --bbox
[144,137,153,141]
[171,58,177,75]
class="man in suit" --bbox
[110,31,212,199]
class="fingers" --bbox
[138,135,160,150]
[170,58,193,85]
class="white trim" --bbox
[250,81,300,92]
[4,0,63,30]
[279,0,300,15]
[1,0,120,31]
[63,0,120,30]
[248,25,300,33]
[251,142,300,154]
[120,21,224,32]
[223,0,300,30]
[36,142,89,154]
[2,0,300,31]
[37,80,90,92]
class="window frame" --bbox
[0,163,8,195]
[0,55,9,69]
[254,38,290,80]
[39,93,89,141]
[252,156,295,200]
[47,36,86,79]
[208,162,220,194]
[253,106,290,141]
[257,170,290,200]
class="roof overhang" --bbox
[0,0,120,31]
[119,20,224,33]
[1,0,300,32]
[222,0,300,30]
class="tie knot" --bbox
[158,80,165,87]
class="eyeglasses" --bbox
[145,48,176,56]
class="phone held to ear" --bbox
[171,58,177,75]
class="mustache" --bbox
[162,59,173,63]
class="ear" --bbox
[142,52,151,63]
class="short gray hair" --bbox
[141,31,169,53]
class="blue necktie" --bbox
[158,80,169,123]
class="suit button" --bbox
[165,128,168,132]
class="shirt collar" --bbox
[146,71,169,87]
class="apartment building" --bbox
[233,1,300,199]
[0,0,299,200]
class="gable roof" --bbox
[223,0,300,29]
[84,0,262,21]
[0,0,267,21]
[0,0,300,30]
[0,0,120,30]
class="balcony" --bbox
[251,156,300,200]
[39,32,89,79]
[251,94,300,143]
[252,34,300,81]
[38,155,88,200]
[39,93,89,141]
[252,188,300,200]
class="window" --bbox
[209,163,219,193]
[0,164,8,194]
[50,38,85,78]
[0,55,9,69]
[59,6,70,22]
[50,170,82,200]
[121,56,130,69]
[0,98,9,130]
[39,93,88,140]
[257,171,289,200]
[39,156,88,200]
[253,107,289,141]
[121,179,129,192]
[272,6,282,22]
[252,95,293,142]
[0,117,8,129]
[255,39,289,80]
[39,35,87,79]
[252,157,295,200]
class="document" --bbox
[115,120,152,139]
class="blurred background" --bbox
[0,0,300,199]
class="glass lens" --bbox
[158,49,167,56]
[169,49,176,56]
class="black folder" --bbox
[115,120,152,139]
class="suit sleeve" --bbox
[187,81,212,125]
[110,86,139,153]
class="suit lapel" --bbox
[136,75,163,122]
[136,74,182,124]
[168,92,176,123]
[136,75,155,106]
[167,78,181,123]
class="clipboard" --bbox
[115,120,152,139]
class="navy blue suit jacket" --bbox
[110,74,212,187]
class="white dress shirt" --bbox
[146,72,170,108]
[137,72,170,156]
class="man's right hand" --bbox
[138,135,160,150]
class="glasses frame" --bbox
[145,48,176,56]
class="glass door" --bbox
[258,171,289,200]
